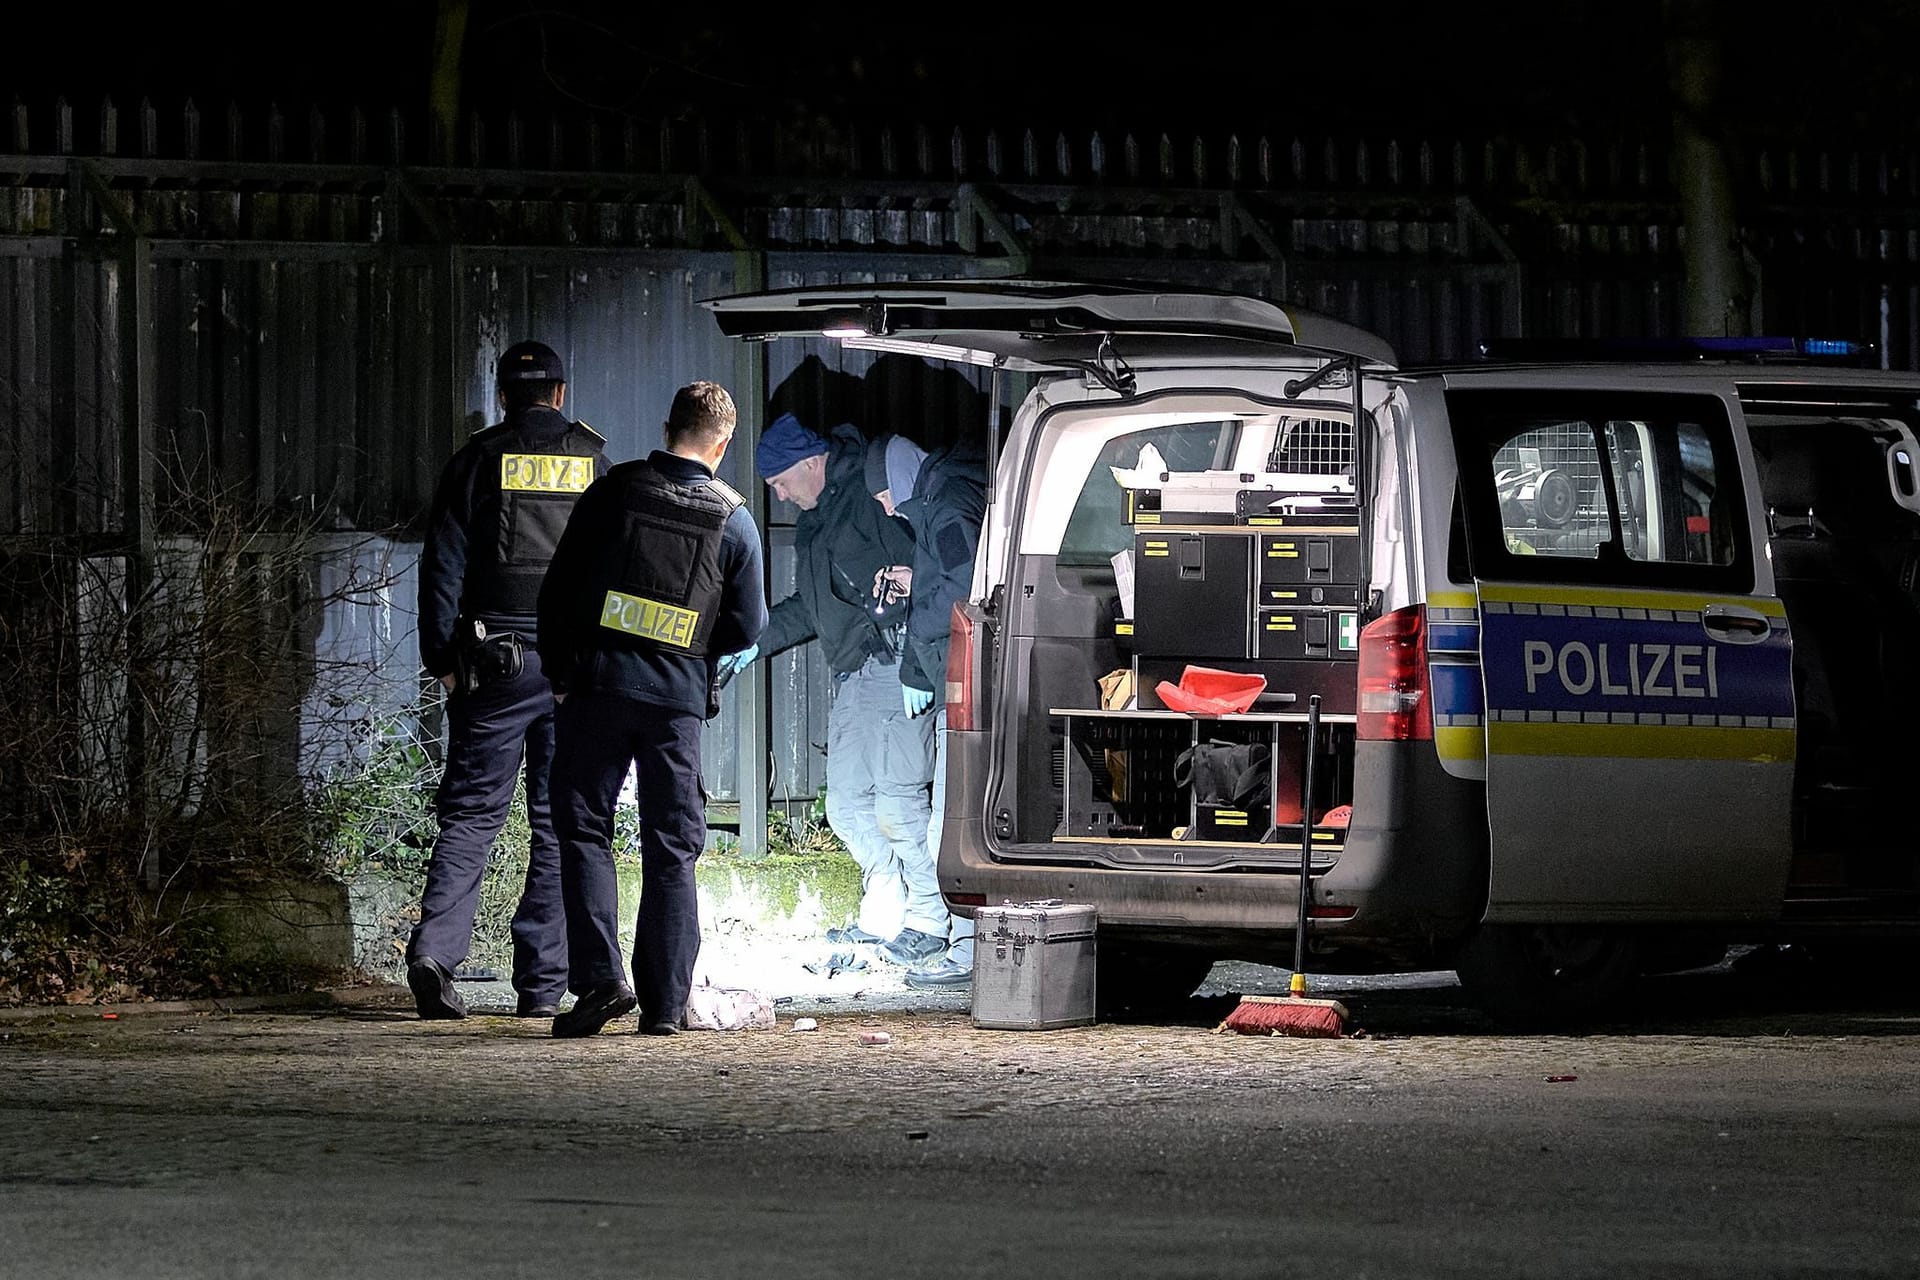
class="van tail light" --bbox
[1356,604,1432,741]
[945,602,977,731]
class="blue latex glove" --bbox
[715,644,760,685]
[903,683,936,718]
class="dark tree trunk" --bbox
[1666,0,1754,336]
[429,0,469,165]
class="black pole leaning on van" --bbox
[1294,693,1322,982]
[1351,356,1370,621]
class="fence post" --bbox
[122,227,156,888]
[731,248,770,860]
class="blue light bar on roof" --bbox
[1799,338,1863,358]
[1477,336,1873,363]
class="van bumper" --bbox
[937,731,1487,967]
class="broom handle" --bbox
[1292,694,1321,993]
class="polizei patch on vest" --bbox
[599,590,700,649]
[501,453,594,493]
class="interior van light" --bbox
[818,300,891,340]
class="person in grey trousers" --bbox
[714,413,948,967]
[863,433,988,987]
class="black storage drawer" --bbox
[1256,608,1360,661]
[1134,531,1253,658]
[1259,581,1362,608]
[1258,531,1362,586]
[1195,802,1269,842]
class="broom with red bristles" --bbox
[1215,693,1348,1038]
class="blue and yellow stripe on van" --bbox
[1476,583,1794,763]
[1425,590,1487,767]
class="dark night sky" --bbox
[6,2,1920,147]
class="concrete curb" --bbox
[0,984,413,1023]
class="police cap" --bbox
[496,340,565,385]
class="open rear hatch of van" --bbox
[704,280,1397,377]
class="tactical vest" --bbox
[590,459,743,659]
[464,419,603,618]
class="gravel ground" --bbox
[3,954,1919,1279]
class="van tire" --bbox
[1453,924,1639,1029]
[1095,944,1216,1018]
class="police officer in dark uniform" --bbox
[537,381,767,1038]
[408,340,611,1020]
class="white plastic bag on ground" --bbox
[682,980,775,1031]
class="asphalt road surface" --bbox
[2,956,1917,1279]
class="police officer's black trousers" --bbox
[409,650,568,1005]
[552,693,706,1026]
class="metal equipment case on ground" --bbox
[971,901,1098,1029]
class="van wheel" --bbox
[1096,944,1216,1018]
[1453,925,1639,1029]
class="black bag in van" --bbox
[1172,740,1270,808]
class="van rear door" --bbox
[702,280,1397,370]
[1447,381,1796,922]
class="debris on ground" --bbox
[802,951,869,977]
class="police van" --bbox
[706,282,1920,1023]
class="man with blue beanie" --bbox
[864,431,988,984]
[717,412,941,963]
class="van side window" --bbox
[1490,422,1611,559]
[1449,391,1752,592]
[1599,417,1735,567]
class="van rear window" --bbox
[1057,421,1237,566]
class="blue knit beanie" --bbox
[754,413,829,478]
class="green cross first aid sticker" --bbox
[1338,612,1359,651]
[599,590,699,649]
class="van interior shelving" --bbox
[995,404,1370,870]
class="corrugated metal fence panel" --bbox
[1,250,130,537]
[300,533,422,782]
[455,256,743,471]
[148,249,447,531]
[0,248,64,535]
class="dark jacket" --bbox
[418,405,611,678]
[895,443,988,694]
[536,450,767,717]
[758,422,917,675]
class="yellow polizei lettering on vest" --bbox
[501,453,593,493]
[599,589,700,649]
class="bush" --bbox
[0,473,407,1004]
[0,832,303,1005]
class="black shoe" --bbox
[640,1019,680,1037]
[515,994,562,1018]
[408,956,467,1021]
[825,924,886,946]
[881,928,948,967]
[550,984,638,1038]
[904,956,974,990]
